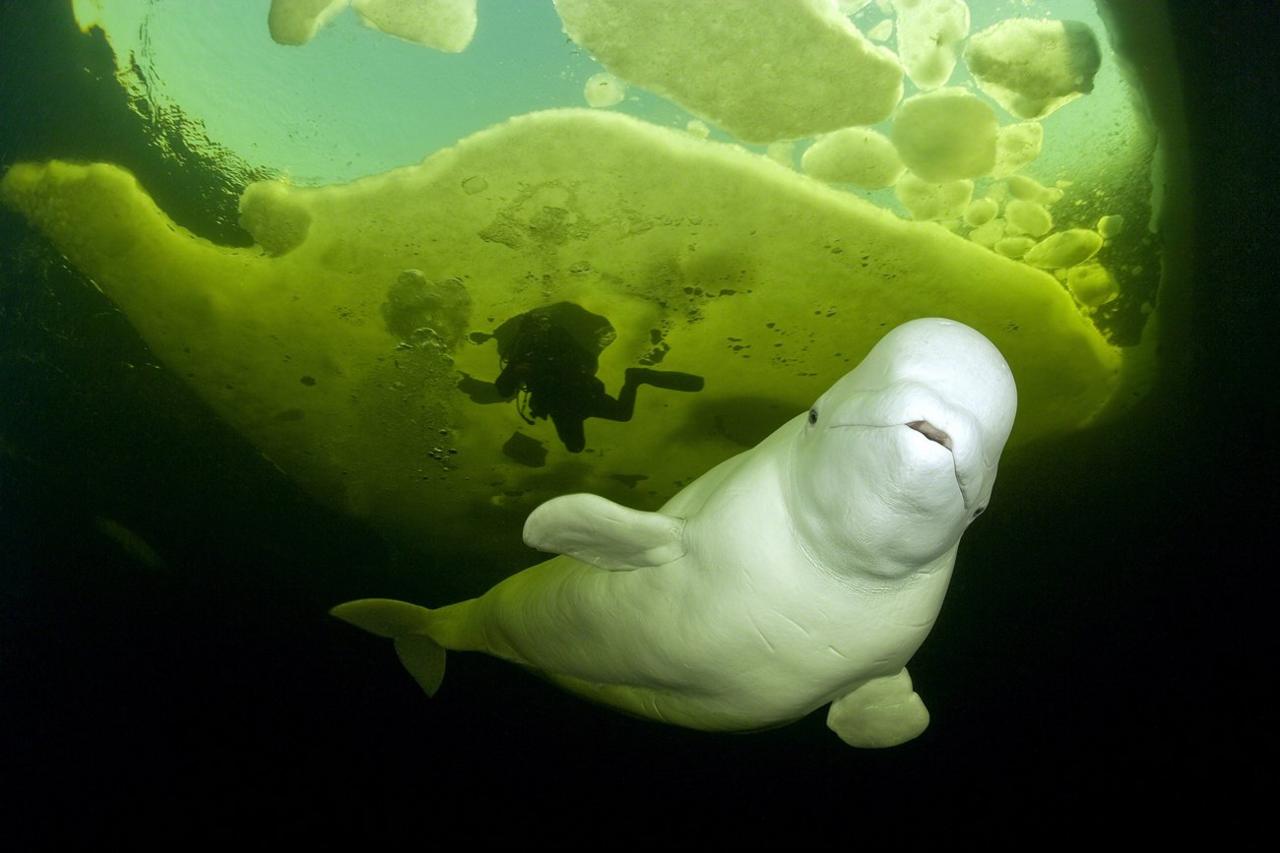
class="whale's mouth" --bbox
[831,417,974,506]
[906,420,953,452]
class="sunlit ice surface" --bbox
[3,0,1180,566]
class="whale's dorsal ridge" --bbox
[523,492,686,571]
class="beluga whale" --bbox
[333,317,1017,747]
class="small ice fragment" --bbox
[893,0,970,90]
[351,0,478,53]
[895,173,973,221]
[767,141,797,168]
[1097,214,1125,239]
[1007,174,1063,206]
[585,72,627,108]
[867,20,894,42]
[963,197,999,227]
[1022,229,1103,269]
[1004,199,1052,237]
[801,127,905,188]
[268,0,350,45]
[994,236,1035,259]
[992,122,1043,178]
[892,88,998,182]
[965,18,1102,119]
[967,218,1005,248]
[1067,262,1118,307]
[686,120,711,139]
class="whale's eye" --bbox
[808,408,818,425]
[972,506,986,519]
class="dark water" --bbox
[1,1,1273,842]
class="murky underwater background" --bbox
[0,0,1273,841]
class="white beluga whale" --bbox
[334,317,1017,747]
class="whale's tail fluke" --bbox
[331,598,447,696]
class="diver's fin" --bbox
[826,669,930,748]
[331,598,447,696]
[523,492,686,571]
[625,367,705,392]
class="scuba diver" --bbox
[470,302,704,453]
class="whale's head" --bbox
[788,318,1017,578]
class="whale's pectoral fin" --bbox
[523,492,686,571]
[331,598,447,696]
[826,669,930,748]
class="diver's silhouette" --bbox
[482,302,703,453]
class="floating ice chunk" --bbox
[553,0,904,143]
[584,72,627,108]
[994,236,1035,259]
[895,172,972,220]
[686,120,711,139]
[1097,214,1125,239]
[1023,229,1103,269]
[350,0,478,53]
[801,127,905,188]
[268,0,350,45]
[2,111,1124,561]
[1004,199,1052,237]
[963,197,998,227]
[992,122,1043,178]
[867,20,894,42]
[893,0,970,90]
[965,18,1102,119]
[891,88,998,182]
[1067,262,1118,307]
[268,0,477,52]
[767,142,797,168]
[239,181,312,256]
[1007,174,1063,206]
[967,218,1004,248]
